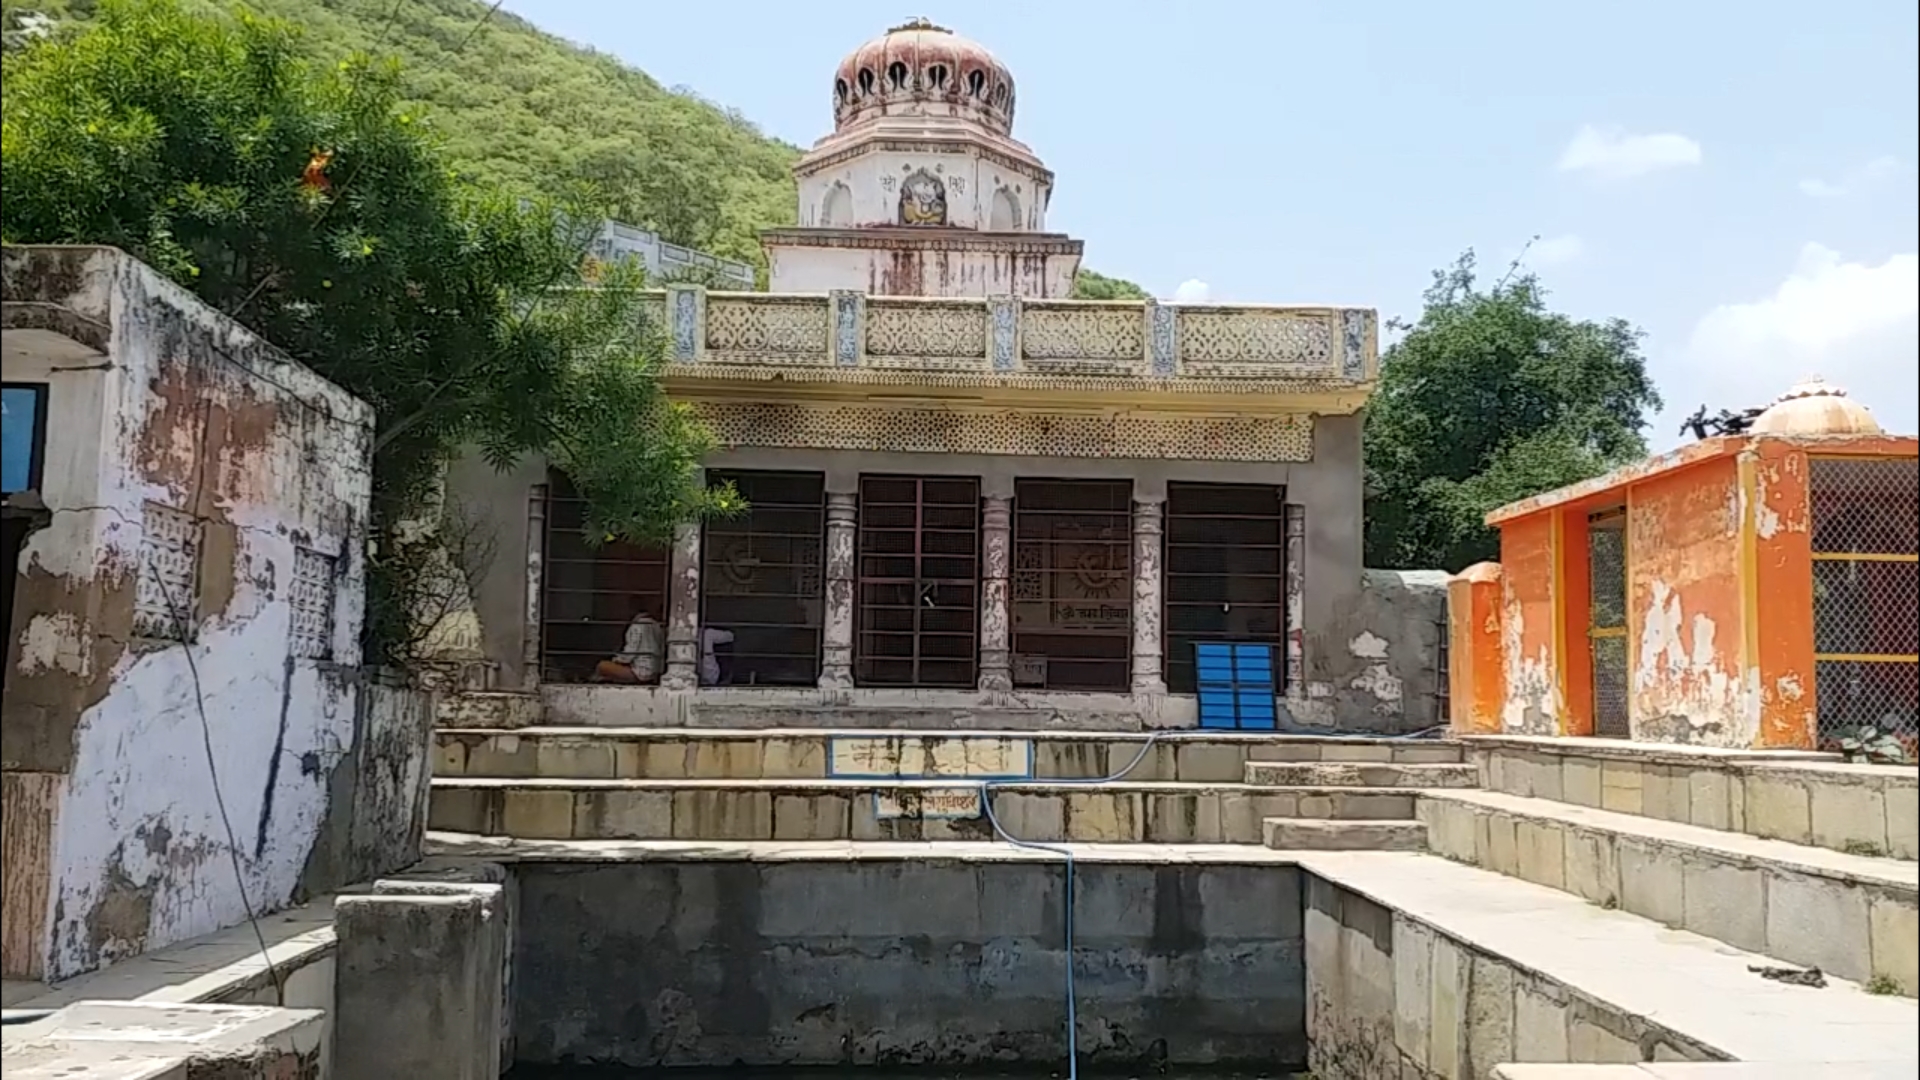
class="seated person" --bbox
[594,604,665,684]
[699,625,735,687]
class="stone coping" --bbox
[436,725,1459,746]
[1424,789,1918,894]
[2,902,336,1012]
[1494,1065,1918,1079]
[432,776,1428,794]
[1464,734,1839,766]
[423,833,1300,864]
[1295,851,1918,1065]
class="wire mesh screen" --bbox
[539,473,669,684]
[1587,511,1631,739]
[1011,479,1132,692]
[701,470,826,687]
[1809,456,1918,753]
[1164,482,1285,695]
[855,475,980,688]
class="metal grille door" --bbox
[855,475,981,688]
[1587,509,1630,738]
[1809,456,1918,753]
[701,470,826,687]
[1164,482,1286,694]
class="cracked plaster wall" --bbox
[0,246,414,982]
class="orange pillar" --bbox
[1448,562,1506,735]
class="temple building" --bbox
[442,19,1408,730]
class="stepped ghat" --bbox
[16,22,1913,1080]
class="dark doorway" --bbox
[1011,479,1132,691]
[1164,482,1286,694]
[701,470,826,687]
[855,475,980,688]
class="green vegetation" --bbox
[1364,252,1661,571]
[1069,267,1150,300]
[2,0,734,661]
[3,0,1149,297]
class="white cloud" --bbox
[1799,155,1906,200]
[1527,234,1586,268]
[1557,124,1703,180]
[1656,243,1918,447]
[1170,279,1212,303]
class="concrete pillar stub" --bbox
[332,886,506,1080]
[1131,496,1167,694]
[978,494,1014,693]
[819,491,858,691]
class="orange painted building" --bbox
[1448,378,1918,751]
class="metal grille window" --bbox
[1011,479,1132,692]
[1587,508,1630,739]
[1164,482,1285,695]
[539,473,669,683]
[856,475,980,688]
[701,470,826,687]
[1809,456,1918,753]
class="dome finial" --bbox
[889,16,949,33]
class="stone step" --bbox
[428,778,1420,845]
[1294,850,1918,1071]
[1468,735,1914,861]
[1245,761,1479,788]
[1262,818,1427,851]
[434,726,1465,783]
[1418,789,1919,996]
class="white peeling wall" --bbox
[11,248,375,981]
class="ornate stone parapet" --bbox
[978,495,1013,693]
[818,491,858,691]
[1130,497,1167,695]
[651,286,1378,387]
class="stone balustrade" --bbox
[647,286,1379,384]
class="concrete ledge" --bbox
[1297,851,1917,1070]
[1469,739,1915,861]
[3,901,336,1011]
[1419,790,1918,995]
[429,777,1420,844]
[0,1001,325,1078]
[435,690,542,730]
[434,726,1464,782]
[423,832,1302,864]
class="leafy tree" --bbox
[1364,252,1661,571]
[1071,267,1150,300]
[1,0,735,662]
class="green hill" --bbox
[1,0,1145,295]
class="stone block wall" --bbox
[510,858,1308,1069]
[1303,874,1721,1079]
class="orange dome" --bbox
[833,19,1016,135]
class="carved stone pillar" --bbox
[818,492,858,691]
[978,495,1013,693]
[520,483,547,692]
[660,522,702,691]
[1130,497,1167,695]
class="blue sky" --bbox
[503,0,1918,446]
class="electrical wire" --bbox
[974,721,1446,1078]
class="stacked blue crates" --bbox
[1193,642,1279,730]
